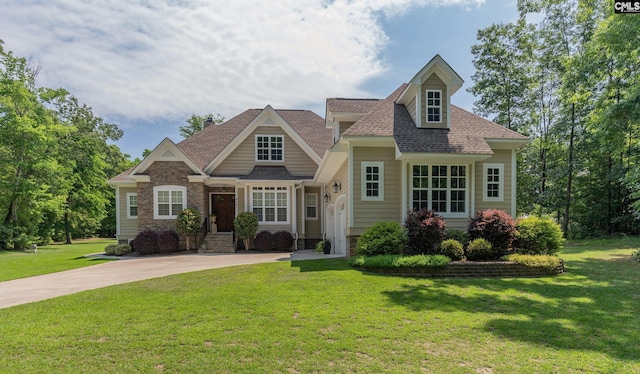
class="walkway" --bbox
[0,250,344,309]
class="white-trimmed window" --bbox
[361,162,384,201]
[483,163,504,201]
[305,193,318,220]
[153,185,186,219]
[426,90,441,123]
[126,193,138,219]
[256,135,284,161]
[411,164,467,215]
[251,186,289,223]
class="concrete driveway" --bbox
[0,250,344,309]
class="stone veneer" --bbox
[136,161,207,243]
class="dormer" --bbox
[396,54,463,129]
[325,98,380,144]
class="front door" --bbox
[212,194,235,232]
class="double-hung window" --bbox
[361,162,384,201]
[411,164,467,215]
[153,186,186,219]
[483,164,504,201]
[305,193,318,220]
[252,186,289,223]
[126,193,138,219]
[256,135,284,161]
[426,90,442,123]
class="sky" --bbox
[0,0,520,159]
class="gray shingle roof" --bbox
[228,166,313,180]
[326,98,381,114]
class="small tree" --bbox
[234,212,258,251]
[176,208,202,251]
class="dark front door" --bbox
[212,194,235,232]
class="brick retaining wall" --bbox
[355,260,564,278]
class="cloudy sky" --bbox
[1,0,519,158]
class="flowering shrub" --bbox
[404,209,446,255]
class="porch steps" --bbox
[199,232,235,253]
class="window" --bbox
[305,193,317,220]
[483,163,504,201]
[411,164,467,215]
[256,135,284,161]
[251,186,289,223]
[126,193,137,219]
[153,186,186,219]
[426,90,441,122]
[361,162,384,201]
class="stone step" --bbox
[198,233,235,253]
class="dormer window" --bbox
[426,90,441,123]
[256,135,284,161]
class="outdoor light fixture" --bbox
[324,192,330,203]
[333,181,341,193]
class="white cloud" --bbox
[1,0,483,122]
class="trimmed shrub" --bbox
[502,254,561,271]
[404,209,446,255]
[104,244,118,255]
[274,231,294,251]
[514,216,564,255]
[356,221,407,256]
[234,212,259,251]
[253,231,275,251]
[467,209,516,256]
[445,229,468,247]
[114,244,132,256]
[438,239,465,261]
[176,208,202,251]
[157,230,180,254]
[466,238,494,261]
[134,230,159,255]
[349,254,450,269]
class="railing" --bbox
[197,216,209,245]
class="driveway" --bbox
[0,250,344,309]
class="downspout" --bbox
[294,182,303,251]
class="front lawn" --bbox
[0,238,115,282]
[0,238,638,372]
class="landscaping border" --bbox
[354,259,564,278]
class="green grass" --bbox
[0,238,639,373]
[0,238,115,281]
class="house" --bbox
[109,55,529,255]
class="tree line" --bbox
[468,0,640,237]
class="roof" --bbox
[176,109,332,170]
[227,166,313,180]
[326,98,381,114]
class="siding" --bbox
[407,95,417,124]
[118,187,138,241]
[214,126,318,176]
[352,146,401,233]
[339,121,356,137]
[474,149,513,214]
[420,73,448,129]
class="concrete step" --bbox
[199,233,235,253]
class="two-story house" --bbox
[109,55,529,255]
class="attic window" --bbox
[426,90,441,123]
[256,135,284,162]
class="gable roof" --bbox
[326,98,381,114]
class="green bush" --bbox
[234,212,259,251]
[502,254,561,271]
[467,209,516,257]
[104,244,118,255]
[466,238,494,261]
[404,209,446,255]
[438,239,465,261]
[356,222,407,256]
[115,244,132,256]
[176,208,202,251]
[514,215,565,255]
[633,249,640,262]
[349,254,450,268]
[444,229,468,247]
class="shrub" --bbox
[157,230,180,253]
[104,244,118,255]
[114,244,132,256]
[514,215,564,255]
[633,249,640,262]
[445,229,468,247]
[176,208,202,251]
[253,231,275,251]
[404,209,446,255]
[274,231,294,251]
[467,209,516,256]
[356,221,407,256]
[438,239,465,261]
[134,230,159,255]
[466,238,494,261]
[502,254,561,271]
[234,212,259,251]
[349,254,450,268]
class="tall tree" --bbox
[179,113,224,138]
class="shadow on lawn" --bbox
[290,259,351,272]
[382,256,640,361]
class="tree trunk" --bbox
[64,209,72,244]
[562,103,575,236]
